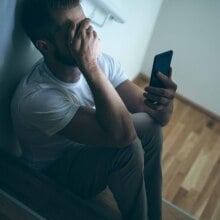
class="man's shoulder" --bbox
[98,53,122,74]
[99,52,117,65]
[11,58,69,109]
[16,58,44,86]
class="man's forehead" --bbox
[51,4,85,26]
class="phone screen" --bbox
[149,50,173,88]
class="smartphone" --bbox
[149,50,173,88]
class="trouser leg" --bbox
[44,140,148,220]
[108,138,147,220]
[132,113,163,220]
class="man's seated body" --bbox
[11,1,177,219]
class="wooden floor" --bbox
[134,75,220,220]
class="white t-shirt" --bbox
[11,53,128,170]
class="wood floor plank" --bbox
[181,134,219,192]
[163,171,185,201]
[162,200,195,220]
[200,177,220,220]
[163,99,187,137]
[177,128,211,176]
[163,132,199,201]
[212,199,220,220]
[173,188,199,213]
[175,132,199,163]
[163,122,185,159]
[191,158,220,218]
[163,158,181,194]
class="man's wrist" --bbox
[82,62,100,76]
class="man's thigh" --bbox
[44,145,119,198]
[44,137,144,199]
[44,114,152,199]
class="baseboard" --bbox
[137,73,220,122]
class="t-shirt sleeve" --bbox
[99,53,129,88]
[21,87,80,137]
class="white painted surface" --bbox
[0,0,42,153]
[0,0,16,67]
[142,0,220,116]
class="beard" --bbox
[54,49,78,66]
[53,44,78,67]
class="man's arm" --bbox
[59,19,137,147]
[116,71,177,126]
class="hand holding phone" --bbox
[149,50,173,88]
[144,50,177,126]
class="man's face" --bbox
[50,5,86,66]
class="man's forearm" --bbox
[67,18,136,145]
[83,66,137,146]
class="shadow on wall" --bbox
[0,0,41,156]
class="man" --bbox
[11,0,177,219]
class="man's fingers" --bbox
[93,30,98,38]
[144,92,170,106]
[76,18,91,38]
[156,72,177,90]
[144,100,164,112]
[68,19,93,51]
[87,25,93,36]
[145,86,175,100]
[168,67,172,77]
[143,101,156,114]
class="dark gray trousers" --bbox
[45,113,163,220]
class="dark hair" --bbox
[21,0,80,44]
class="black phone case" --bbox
[149,50,173,88]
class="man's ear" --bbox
[35,40,51,55]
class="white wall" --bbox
[0,0,41,153]
[141,0,220,116]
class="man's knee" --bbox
[132,113,163,153]
[112,139,144,173]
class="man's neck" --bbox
[45,58,81,83]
